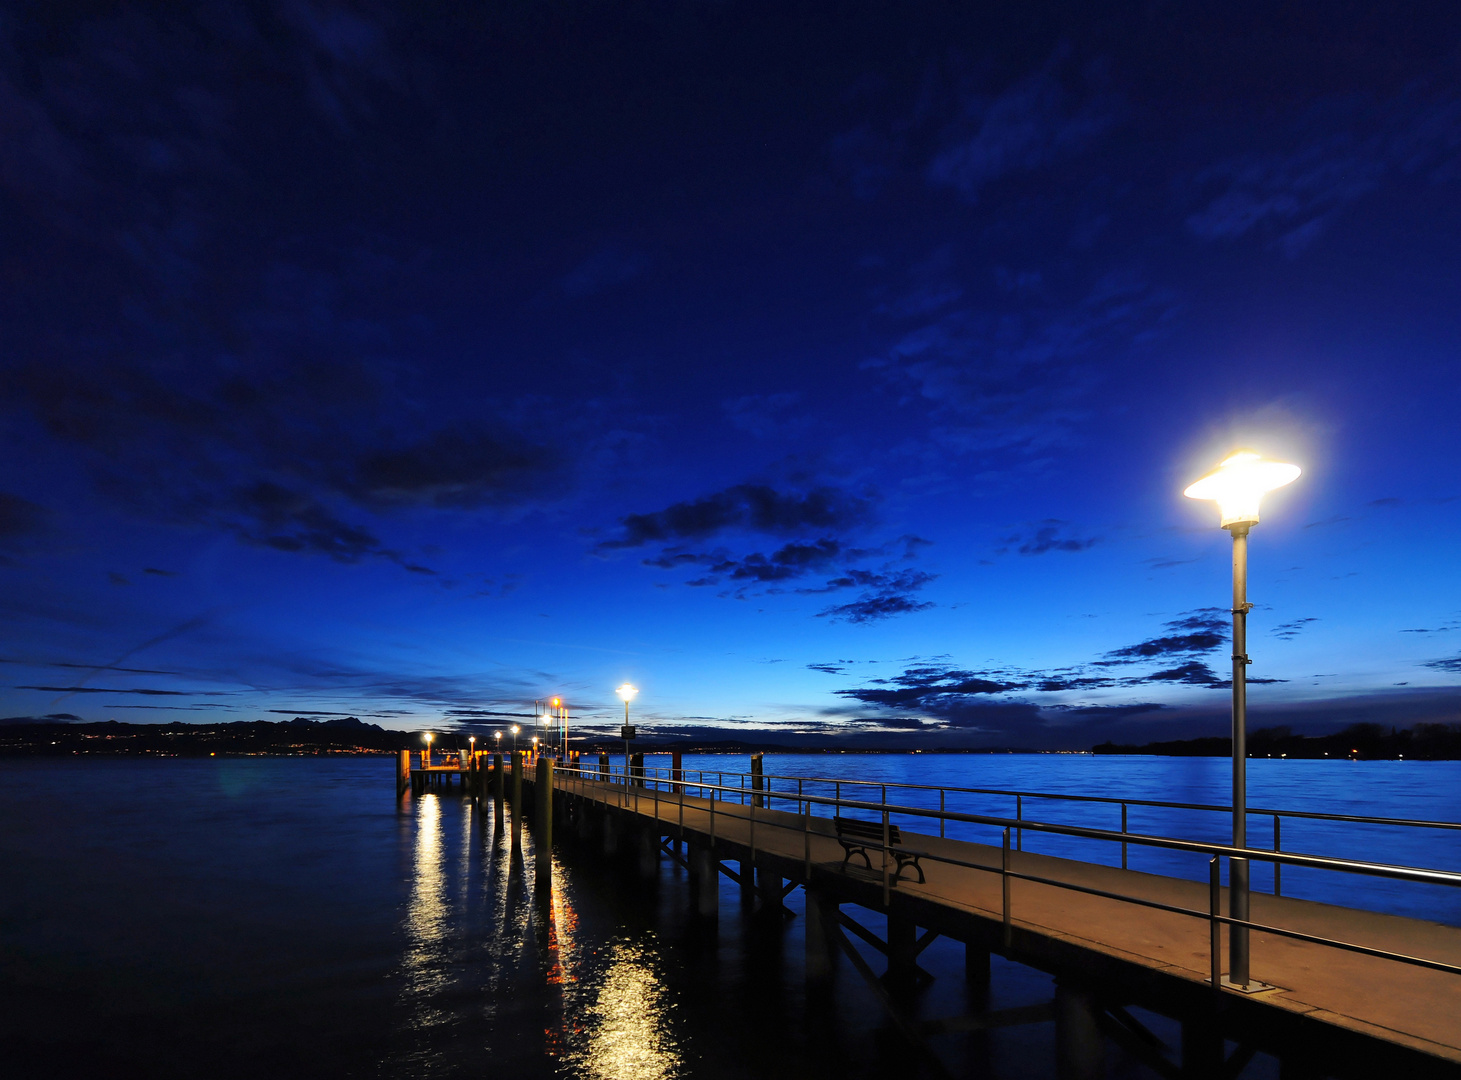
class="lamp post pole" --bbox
[1229,522,1252,988]
[1185,450,1299,993]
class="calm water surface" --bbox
[2,755,1458,1079]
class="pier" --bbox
[404,751,1461,1079]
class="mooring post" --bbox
[510,751,523,806]
[599,751,610,781]
[1054,983,1105,1080]
[631,751,644,788]
[750,752,764,808]
[397,749,410,797]
[536,755,553,851]
[671,749,683,794]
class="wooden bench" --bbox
[834,816,925,884]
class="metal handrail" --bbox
[547,762,1461,989]
[585,755,1461,834]
[556,763,1461,888]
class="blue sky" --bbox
[1,1,1459,747]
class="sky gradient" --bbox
[2,1,1460,748]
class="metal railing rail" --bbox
[553,755,1461,892]
[546,762,1461,991]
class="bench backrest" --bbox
[835,816,902,844]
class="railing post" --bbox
[803,796,812,877]
[710,784,716,844]
[679,780,684,840]
[750,792,756,864]
[1209,855,1222,989]
[1121,802,1128,870]
[882,803,891,907]
[940,789,945,838]
[1002,826,1012,950]
[1016,795,1023,851]
[1274,815,1282,897]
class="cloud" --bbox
[722,393,807,439]
[16,685,194,695]
[600,484,874,549]
[1425,656,1461,673]
[562,243,648,297]
[1272,618,1318,640]
[927,47,1125,203]
[818,591,935,624]
[0,493,45,542]
[1185,88,1461,256]
[835,664,1023,710]
[1006,519,1100,555]
[143,567,178,576]
[807,663,846,675]
[1101,610,1226,662]
[0,713,84,725]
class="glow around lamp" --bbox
[1183,451,1300,529]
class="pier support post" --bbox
[637,823,659,879]
[1181,1018,1224,1078]
[599,752,610,781]
[804,888,834,984]
[535,756,553,851]
[757,869,782,916]
[886,911,918,996]
[492,753,504,823]
[397,749,410,797]
[739,859,756,909]
[691,844,718,921]
[602,811,619,858]
[671,749,683,793]
[510,751,523,806]
[750,752,764,807]
[1054,983,1105,1080]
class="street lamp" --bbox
[423,731,433,768]
[1185,450,1300,990]
[511,724,519,755]
[469,734,476,768]
[617,684,638,784]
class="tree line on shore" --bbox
[1093,722,1461,760]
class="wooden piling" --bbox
[804,888,834,983]
[397,749,410,797]
[750,751,764,808]
[671,749,683,794]
[598,751,610,781]
[691,843,718,921]
[1054,983,1104,1080]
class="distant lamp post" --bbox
[617,683,638,783]
[1185,450,1300,990]
[423,731,433,768]
[511,724,520,755]
[469,735,476,767]
[494,730,502,753]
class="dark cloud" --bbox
[0,713,84,725]
[927,46,1126,204]
[562,243,648,297]
[1102,610,1226,662]
[0,493,45,542]
[1056,702,1167,720]
[1425,656,1461,673]
[835,664,1023,710]
[1006,520,1100,555]
[143,567,178,576]
[16,685,192,695]
[348,427,558,510]
[818,592,935,623]
[601,484,874,549]
[1184,88,1461,256]
[807,663,846,675]
[1272,618,1318,640]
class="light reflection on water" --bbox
[402,791,449,1026]
[570,941,683,1080]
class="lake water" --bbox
[2,754,1458,1079]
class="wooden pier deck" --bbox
[541,771,1461,1076]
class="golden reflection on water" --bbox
[572,940,682,1080]
[402,793,448,1025]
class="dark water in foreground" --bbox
[2,755,1458,1079]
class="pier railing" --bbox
[563,757,1461,893]
[549,760,1461,992]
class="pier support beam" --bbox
[397,749,410,797]
[1181,1018,1224,1079]
[1054,983,1105,1080]
[739,860,756,909]
[757,868,782,916]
